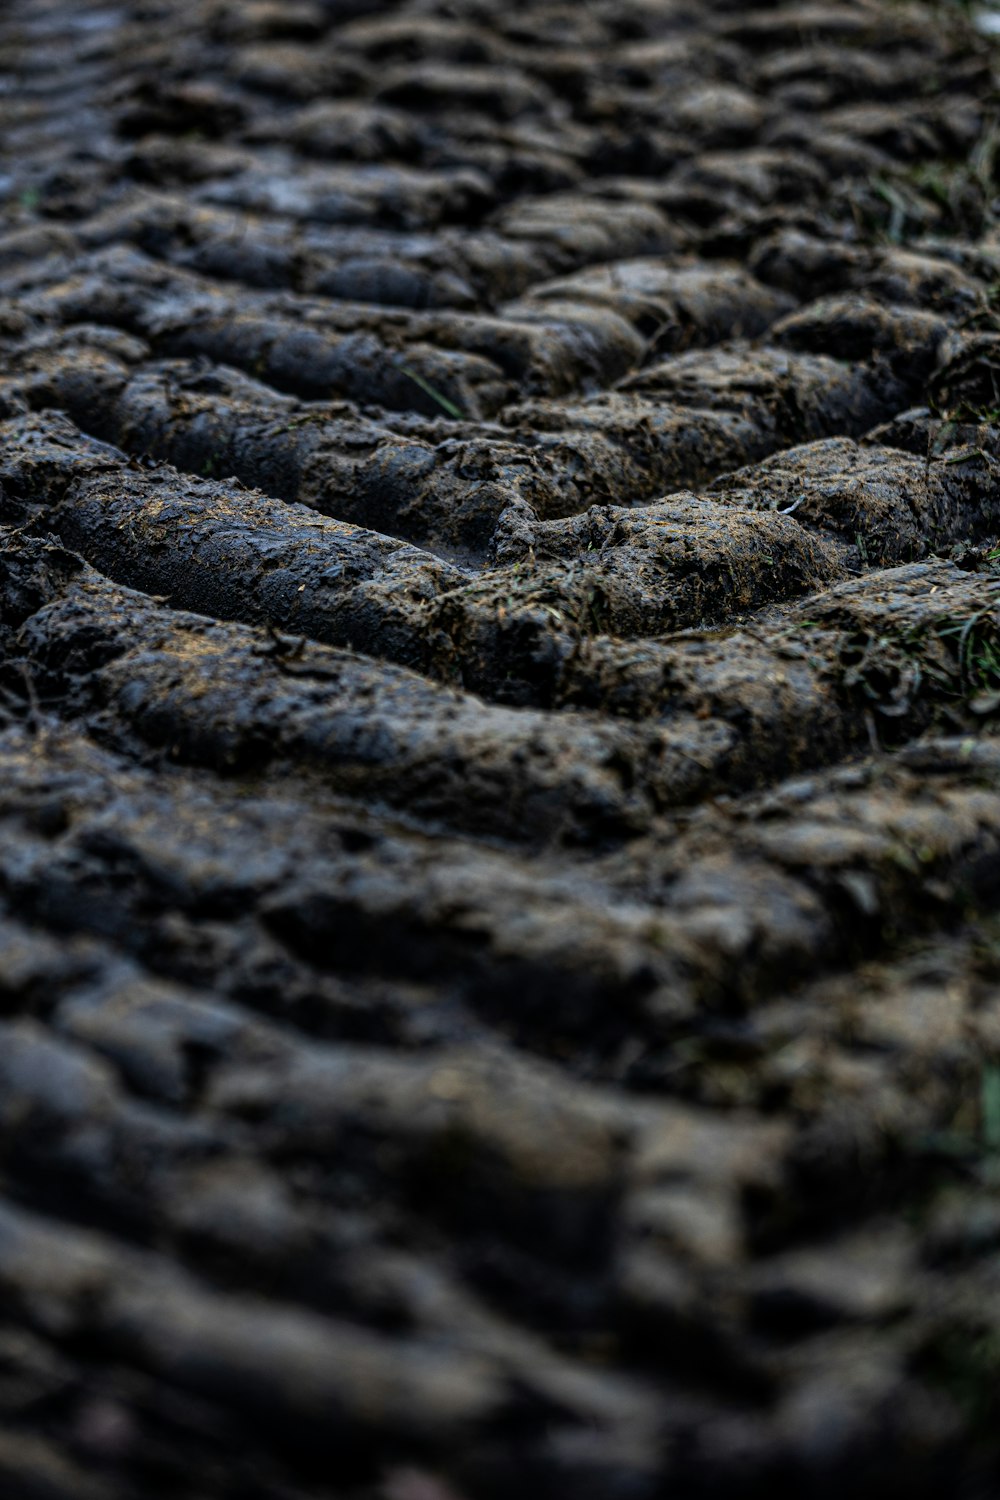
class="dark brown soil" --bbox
[2,2,1000,1496]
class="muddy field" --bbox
[3,0,1000,1495]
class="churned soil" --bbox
[3,1,1000,1496]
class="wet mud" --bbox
[2,1,1000,1496]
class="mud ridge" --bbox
[3,1,1000,1496]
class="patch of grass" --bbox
[839,592,1000,730]
[870,175,935,243]
[860,105,1000,247]
[933,606,1000,695]
[919,1063,1000,1167]
[399,365,465,420]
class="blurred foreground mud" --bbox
[2,1,1000,1495]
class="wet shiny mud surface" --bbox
[2,1,1000,1496]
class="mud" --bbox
[2,1,1000,1497]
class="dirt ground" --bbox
[2,0,1000,1495]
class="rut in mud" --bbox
[3,1,1000,1497]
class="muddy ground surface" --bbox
[3,0,1000,1495]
